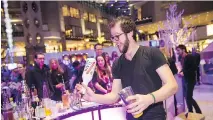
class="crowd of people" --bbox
[1,43,119,103]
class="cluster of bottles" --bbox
[31,81,56,119]
[2,80,82,120]
[2,80,32,120]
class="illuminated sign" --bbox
[207,24,213,36]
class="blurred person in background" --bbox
[192,48,201,85]
[111,51,119,64]
[10,64,23,102]
[49,58,69,101]
[17,62,26,80]
[10,64,23,83]
[71,61,84,91]
[94,43,103,57]
[25,52,53,99]
[1,64,11,82]
[203,59,213,74]
[62,54,74,72]
[81,55,87,67]
[176,45,202,114]
[102,52,111,67]
[92,54,113,94]
[60,55,73,87]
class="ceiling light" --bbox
[111,4,113,7]
[124,11,126,13]
[118,8,120,10]
[128,7,130,9]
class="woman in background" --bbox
[49,58,69,101]
[92,55,112,94]
[102,52,111,67]
[111,51,119,64]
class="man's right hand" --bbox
[75,84,95,102]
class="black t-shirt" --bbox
[112,46,167,120]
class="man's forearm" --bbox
[151,83,178,103]
[92,92,120,104]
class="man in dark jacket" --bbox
[25,52,53,99]
[176,45,202,114]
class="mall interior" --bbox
[1,1,213,120]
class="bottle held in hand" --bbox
[82,58,96,86]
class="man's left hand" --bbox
[126,94,153,116]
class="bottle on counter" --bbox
[62,90,70,109]
[9,98,19,120]
[31,84,39,109]
[106,79,112,93]
[42,81,52,117]
[61,76,71,109]
[35,100,45,118]
[2,87,15,120]
[42,81,49,99]
[20,87,32,120]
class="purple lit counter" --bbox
[48,102,126,120]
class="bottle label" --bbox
[82,58,96,86]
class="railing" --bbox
[65,36,83,40]
[1,32,24,39]
[12,32,24,37]
[1,13,22,19]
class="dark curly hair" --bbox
[109,16,136,40]
[176,44,188,53]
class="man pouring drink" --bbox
[76,16,178,120]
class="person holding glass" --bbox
[49,58,69,101]
[76,16,178,120]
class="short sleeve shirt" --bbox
[112,46,167,120]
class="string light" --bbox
[3,0,14,63]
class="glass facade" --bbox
[70,7,80,18]
[89,13,96,23]
[62,5,70,16]
[83,12,89,21]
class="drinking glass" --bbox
[118,86,143,118]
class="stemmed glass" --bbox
[70,90,82,111]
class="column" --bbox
[58,2,66,51]
[20,1,45,65]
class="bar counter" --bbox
[44,102,126,120]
